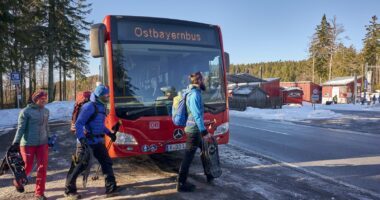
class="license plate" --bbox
[166,143,187,152]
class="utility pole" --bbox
[260,66,263,86]
[364,64,368,103]
[354,73,357,104]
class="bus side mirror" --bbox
[224,52,230,73]
[90,23,106,58]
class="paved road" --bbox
[229,116,380,195]
[298,110,380,134]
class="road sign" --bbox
[311,94,319,102]
[11,72,21,85]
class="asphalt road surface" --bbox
[299,110,380,134]
[229,116,380,195]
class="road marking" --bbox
[231,116,380,138]
[228,142,380,199]
[249,156,380,169]
[230,123,290,135]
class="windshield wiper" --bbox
[204,104,218,111]
[126,107,155,116]
[204,103,226,113]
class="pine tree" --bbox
[55,0,91,100]
[310,14,333,82]
[362,15,380,89]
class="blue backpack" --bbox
[172,91,190,127]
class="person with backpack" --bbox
[176,71,212,192]
[11,90,50,200]
[372,95,377,105]
[64,84,119,199]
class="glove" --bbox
[79,138,88,147]
[111,121,121,132]
[201,130,209,137]
[108,133,117,142]
[48,136,55,147]
[10,143,20,151]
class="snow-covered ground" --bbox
[316,101,380,112]
[230,102,380,122]
[0,101,74,131]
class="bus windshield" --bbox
[112,43,226,120]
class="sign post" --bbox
[311,89,319,110]
[11,72,21,108]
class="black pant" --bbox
[178,131,208,184]
[65,143,116,194]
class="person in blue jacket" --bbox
[177,71,211,192]
[64,84,118,199]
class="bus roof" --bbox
[105,15,219,29]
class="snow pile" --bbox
[234,87,252,95]
[0,101,74,130]
[230,104,343,122]
[46,101,75,121]
[0,108,20,130]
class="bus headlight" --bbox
[114,132,138,145]
[214,122,229,136]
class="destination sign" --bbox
[117,20,218,47]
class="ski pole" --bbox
[92,121,120,181]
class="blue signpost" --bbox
[10,72,21,108]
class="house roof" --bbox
[282,87,303,91]
[232,86,266,96]
[264,78,280,82]
[323,76,362,86]
[227,73,265,83]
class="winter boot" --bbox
[64,192,81,200]
[206,175,214,184]
[176,181,196,192]
[105,186,123,198]
[13,179,24,193]
[35,195,47,200]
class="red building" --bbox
[227,74,282,108]
[322,76,363,104]
[262,78,281,108]
[281,87,304,105]
[280,81,321,102]
[262,78,281,97]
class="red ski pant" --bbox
[20,144,48,196]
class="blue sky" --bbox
[86,0,379,75]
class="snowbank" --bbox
[230,101,380,122]
[230,104,343,122]
[0,101,74,131]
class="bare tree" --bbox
[328,16,346,80]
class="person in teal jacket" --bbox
[11,90,49,200]
[177,71,211,192]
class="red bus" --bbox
[90,16,230,158]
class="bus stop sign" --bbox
[312,94,319,102]
[11,72,21,85]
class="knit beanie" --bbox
[32,90,47,103]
